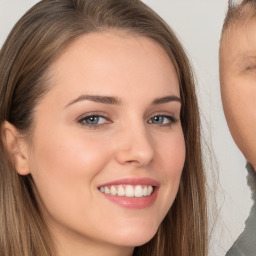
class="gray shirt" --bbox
[226,163,256,256]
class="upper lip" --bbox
[98,177,160,188]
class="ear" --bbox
[1,121,30,175]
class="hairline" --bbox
[221,2,256,41]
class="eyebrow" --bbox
[65,94,181,108]
[65,95,121,108]
[152,95,181,104]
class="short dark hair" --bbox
[222,0,256,35]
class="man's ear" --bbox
[1,121,30,175]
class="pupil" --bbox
[154,116,163,123]
[87,116,98,124]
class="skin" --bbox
[4,31,185,256]
[220,22,256,170]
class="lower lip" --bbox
[100,188,158,209]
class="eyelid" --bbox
[244,65,256,72]
[147,113,179,126]
[77,112,111,128]
[76,111,180,130]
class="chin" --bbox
[110,225,159,247]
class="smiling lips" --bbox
[98,178,159,209]
[99,185,154,198]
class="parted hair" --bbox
[0,0,207,255]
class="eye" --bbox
[78,115,109,126]
[148,115,178,126]
[245,65,256,72]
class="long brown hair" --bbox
[0,0,207,255]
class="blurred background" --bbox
[0,0,251,255]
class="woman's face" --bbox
[26,32,185,254]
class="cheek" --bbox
[222,77,256,126]
[221,78,256,163]
[30,131,110,178]
[156,128,185,176]
[28,128,112,214]
[153,128,185,210]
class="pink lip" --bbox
[98,177,159,209]
[98,177,160,187]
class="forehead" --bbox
[43,31,180,104]
[220,20,256,71]
[52,31,175,78]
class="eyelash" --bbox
[77,113,178,129]
[148,115,178,126]
[77,113,110,128]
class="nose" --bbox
[114,125,155,167]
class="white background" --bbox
[0,0,252,255]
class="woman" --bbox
[0,0,207,255]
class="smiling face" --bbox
[24,31,185,255]
[220,22,256,169]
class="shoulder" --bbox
[225,242,244,256]
[246,162,256,202]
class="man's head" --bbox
[220,0,256,169]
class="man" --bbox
[220,0,256,255]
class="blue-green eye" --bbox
[79,115,108,126]
[148,115,177,126]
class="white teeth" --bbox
[99,185,154,197]
[117,186,125,196]
[110,186,117,195]
[125,185,134,197]
[134,185,143,198]
[147,185,153,196]
[143,186,148,196]
[105,187,110,194]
